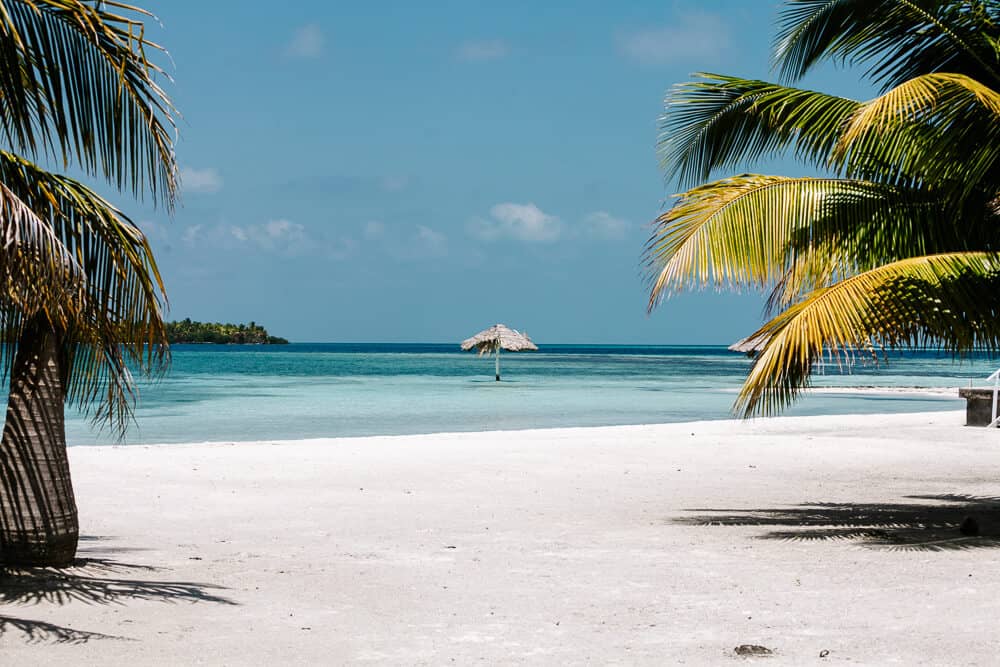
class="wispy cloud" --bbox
[360,221,447,260]
[580,211,631,240]
[363,220,386,240]
[181,217,369,260]
[180,167,222,194]
[286,24,324,59]
[181,225,203,244]
[138,219,169,242]
[380,175,409,192]
[229,219,308,252]
[468,203,561,242]
[456,39,509,63]
[618,12,730,66]
[414,225,447,256]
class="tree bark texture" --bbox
[0,315,77,566]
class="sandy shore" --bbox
[4,410,1000,665]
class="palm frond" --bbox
[842,73,1000,139]
[0,177,81,321]
[0,0,177,204]
[649,1,1000,418]
[737,252,1000,416]
[773,0,1000,90]
[767,183,975,309]
[644,175,946,311]
[0,152,168,435]
[832,72,1000,198]
[659,73,860,186]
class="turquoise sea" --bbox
[59,343,994,446]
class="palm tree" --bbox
[0,1,176,566]
[646,0,1000,417]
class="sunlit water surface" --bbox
[52,343,990,445]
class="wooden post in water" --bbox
[495,343,501,381]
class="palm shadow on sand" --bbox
[676,494,1000,551]
[1,535,236,644]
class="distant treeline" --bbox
[166,319,289,344]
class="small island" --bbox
[166,318,289,344]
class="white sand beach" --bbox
[4,410,1000,665]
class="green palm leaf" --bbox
[0,0,180,566]
[644,175,953,310]
[737,252,1000,416]
[842,72,1000,137]
[0,152,167,434]
[659,74,860,186]
[774,0,1000,90]
[833,72,1000,198]
[0,0,177,204]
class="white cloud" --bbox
[180,218,345,258]
[180,167,222,194]
[139,219,169,242]
[286,24,324,59]
[415,225,447,255]
[469,203,561,242]
[457,39,509,63]
[618,13,730,65]
[365,223,448,260]
[181,225,203,244]
[229,219,308,253]
[264,219,303,239]
[581,211,631,240]
[363,220,385,240]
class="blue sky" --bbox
[122,1,875,344]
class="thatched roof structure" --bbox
[728,333,768,355]
[461,324,537,356]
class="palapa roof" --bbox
[728,333,768,354]
[461,324,538,354]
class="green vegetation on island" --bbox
[166,319,289,344]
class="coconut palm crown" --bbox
[0,0,176,566]
[645,0,1000,416]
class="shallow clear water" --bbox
[53,344,991,445]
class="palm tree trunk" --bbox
[0,314,77,566]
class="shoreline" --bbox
[720,384,964,398]
[807,384,963,395]
[83,406,962,450]
[69,387,966,448]
[8,409,1000,664]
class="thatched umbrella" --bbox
[728,333,767,357]
[461,324,538,381]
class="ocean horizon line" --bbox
[61,342,978,446]
[169,341,741,353]
[252,342,735,348]
[170,341,998,360]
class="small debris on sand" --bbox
[734,644,773,657]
